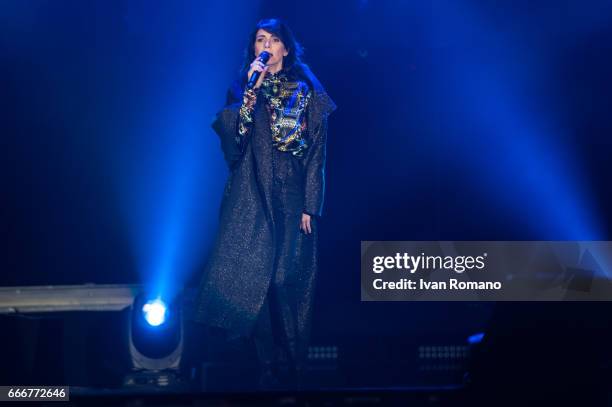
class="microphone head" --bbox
[258,51,271,64]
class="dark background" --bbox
[2,0,612,390]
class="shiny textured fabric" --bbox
[194,65,335,365]
[238,71,311,158]
[263,71,311,157]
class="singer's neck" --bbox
[267,61,283,74]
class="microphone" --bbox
[246,51,271,89]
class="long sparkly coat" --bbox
[194,65,336,345]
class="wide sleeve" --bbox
[211,80,252,171]
[303,116,328,217]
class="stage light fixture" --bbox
[124,292,184,387]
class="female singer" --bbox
[195,18,336,387]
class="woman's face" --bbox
[254,29,289,69]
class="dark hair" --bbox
[241,18,307,83]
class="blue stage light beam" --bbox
[416,0,607,239]
[114,1,260,304]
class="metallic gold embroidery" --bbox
[238,88,257,142]
[236,72,311,158]
[261,72,311,158]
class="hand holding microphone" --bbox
[246,51,271,89]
